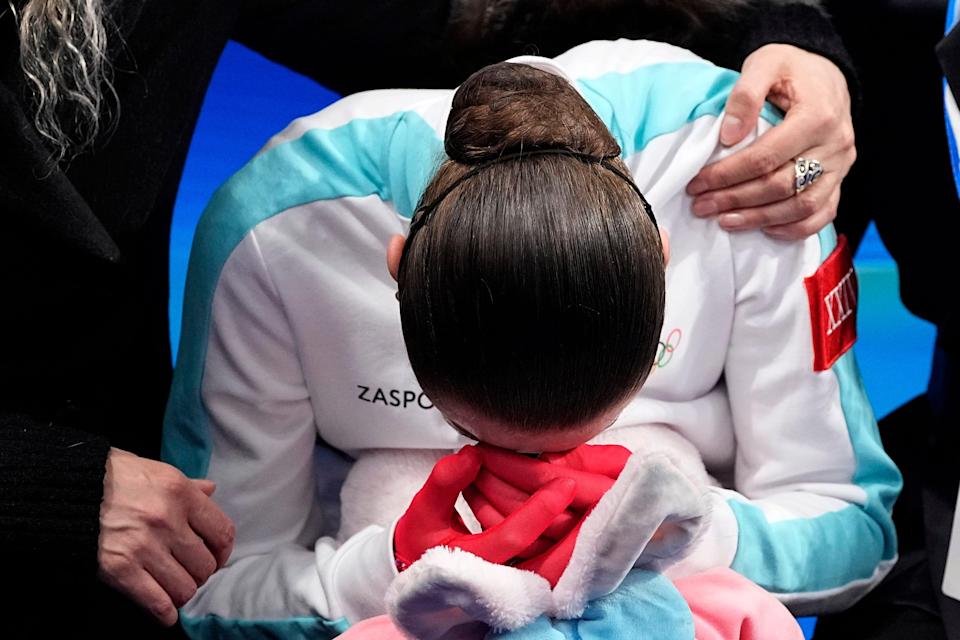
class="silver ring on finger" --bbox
[795,157,823,195]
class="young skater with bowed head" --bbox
[162,38,900,639]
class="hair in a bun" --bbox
[444,62,621,163]
[397,61,665,434]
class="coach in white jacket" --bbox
[162,38,901,638]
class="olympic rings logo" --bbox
[655,328,682,368]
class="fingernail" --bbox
[692,199,718,216]
[719,213,745,229]
[687,178,708,195]
[720,115,742,146]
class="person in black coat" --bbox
[0,0,858,635]
[812,1,959,638]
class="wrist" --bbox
[324,523,400,623]
[736,3,860,111]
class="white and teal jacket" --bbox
[162,38,901,639]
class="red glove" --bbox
[539,444,632,478]
[466,444,634,586]
[475,444,631,510]
[394,445,577,571]
[466,469,580,546]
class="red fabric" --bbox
[393,446,576,571]
[803,233,858,371]
[476,444,624,510]
[469,443,633,586]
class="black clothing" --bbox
[825,0,957,349]
[815,2,959,638]
[815,337,958,639]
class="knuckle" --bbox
[712,191,737,211]
[749,148,779,175]
[149,599,175,622]
[161,472,189,498]
[431,458,458,487]
[839,125,856,150]
[697,169,721,191]
[804,109,840,135]
[100,554,132,581]
[780,177,797,200]
[777,222,804,240]
[797,192,819,216]
[813,110,837,131]
[130,530,158,557]
[744,207,773,229]
[172,583,198,608]
[199,555,218,581]
[144,504,175,532]
[220,520,236,550]
[751,209,773,227]
[797,214,826,238]
[784,230,804,241]
[826,200,840,222]
[733,85,764,109]
[184,543,218,582]
[797,219,819,238]
[765,171,793,199]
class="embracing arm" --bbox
[682,1,857,103]
[230,0,855,100]
[0,76,114,579]
[232,0,855,242]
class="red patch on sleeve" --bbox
[804,234,858,372]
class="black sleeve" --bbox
[0,76,113,577]
[1,412,110,575]
[233,0,857,107]
[689,2,860,111]
[232,0,460,95]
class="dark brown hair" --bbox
[397,62,665,433]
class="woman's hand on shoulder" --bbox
[686,44,856,241]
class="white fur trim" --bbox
[387,546,552,639]
[662,490,738,580]
[589,423,712,487]
[550,453,709,618]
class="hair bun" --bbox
[444,62,621,164]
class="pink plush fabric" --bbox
[674,568,805,640]
[337,567,803,640]
[337,614,407,639]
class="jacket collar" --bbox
[0,82,120,262]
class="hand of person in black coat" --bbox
[97,448,236,626]
[687,44,856,240]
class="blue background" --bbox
[169,42,939,638]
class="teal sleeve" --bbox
[180,615,349,640]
